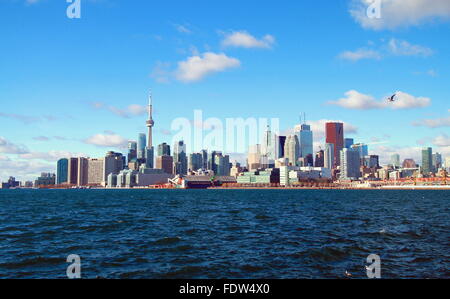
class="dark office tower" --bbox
[201,150,208,169]
[157,143,171,156]
[156,155,174,174]
[173,141,187,175]
[421,147,433,175]
[325,122,344,167]
[344,138,354,149]
[277,136,286,159]
[315,150,324,167]
[189,153,203,172]
[127,141,137,163]
[68,158,78,185]
[56,158,69,185]
[208,151,219,173]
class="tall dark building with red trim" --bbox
[325,122,344,167]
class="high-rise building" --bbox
[351,143,368,163]
[445,157,450,171]
[247,145,261,171]
[104,151,125,185]
[189,153,203,172]
[421,147,433,175]
[315,150,324,167]
[215,153,231,176]
[127,141,137,163]
[156,155,174,174]
[145,146,154,169]
[68,157,78,185]
[296,124,313,162]
[402,159,417,168]
[284,135,300,166]
[277,136,286,159]
[173,141,187,175]
[391,154,401,168]
[157,143,171,156]
[324,143,335,170]
[87,158,104,186]
[201,150,208,169]
[363,155,379,168]
[432,152,442,171]
[137,133,146,160]
[77,157,89,186]
[344,138,354,149]
[340,148,361,180]
[325,122,344,167]
[262,125,276,161]
[56,158,68,185]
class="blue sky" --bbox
[1,0,449,181]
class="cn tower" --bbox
[146,90,154,148]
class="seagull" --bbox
[387,94,396,102]
[345,271,353,278]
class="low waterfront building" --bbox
[237,169,280,185]
[280,166,331,186]
[1,177,20,189]
[35,173,56,188]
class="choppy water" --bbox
[0,189,448,279]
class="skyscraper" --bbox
[56,158,68,185]
[215,153,231,176]
[297,124,313,162]
[104,151,125,185]
[156,155,174,174]
[77,157,89,186]
[284,135,300,166]
[326,122,344,167]
[189,153,203,172]
[315,150,324,167]
[68,157,78,185]
[157,143,171,156]
[432,152,442,171]
[324,143,334,170]
[262,125,276,161]
[87,158,104,186]
[201,149,208,169]
[421,147,433,175]
[277,136,286,159]
[247,145,261,171]
[344,138,354,149]
[340,148,361,180]
[391,154,400,168]
[127,141,137,163]
[137,133,146,160]
[174,141,187,175]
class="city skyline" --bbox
[1,0,450,182]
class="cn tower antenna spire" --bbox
[146,89,155,148]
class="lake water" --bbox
[0,189,448,279]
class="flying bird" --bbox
[387,94,396,102]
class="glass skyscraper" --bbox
[56,158,68,185]
[421,147,433,175]
[297,124,313,164]
[137,133,146,160]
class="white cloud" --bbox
[84,134,128,148]
[222,31,275,49]
[433,134,450,147]
[329,90,431,110]
[18,150,86,162]
[338,49,382,61]
[339,39,433,61]
[413,114,450,128]
[0,137,28,154]
[92,102,147,118]
[350,0,450,30]
[174,24,192,34]
[373,145,423,165]
[388,39,433,57]
[0,157,54,183]
[175,52,240,82]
